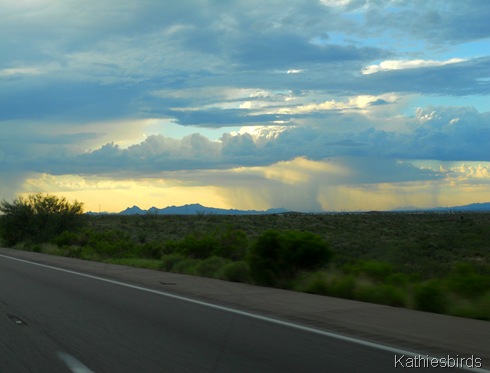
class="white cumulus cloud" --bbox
[362,58,466,75]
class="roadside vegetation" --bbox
[0,194,489,320]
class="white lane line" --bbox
[2,253,489,373]
[57,351,94,373]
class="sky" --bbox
[1,0,490,213]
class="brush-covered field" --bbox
[10,212,490,320]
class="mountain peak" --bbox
[116,204,289,215]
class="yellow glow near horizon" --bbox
[22,175,229,213]
[19,158,490,213]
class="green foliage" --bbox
[449,294,490,321]
[180,234,220,259]
[160,253,186,272]
[247,230,333,286]
[216,261,251,283]
[134,241,164,259]
[164,226,248,260]
[327,275,357,299]
[210,226,248,260]
[84,230,135,259]
[297,271,331,296]
[446,263,490,298]
[173,257,199,274]
[54,231,80,247]
[194,256,230,278]
[0,193,84,246]
[354,261,394,281]
[413,281,447,313]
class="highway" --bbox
[0,253,480,372]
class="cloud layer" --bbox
[1,0,490,211]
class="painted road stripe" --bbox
[2,253,488,373]
[57,351,94,373]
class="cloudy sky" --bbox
[1,0,490,212]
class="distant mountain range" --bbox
[392,202,490,212]
[117,203,289,215]
[86,201,490,215]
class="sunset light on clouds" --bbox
[1,0,489,212]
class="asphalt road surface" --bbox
[0,254,478,373]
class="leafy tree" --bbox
[247,230,333,286]
[0,193,85,246]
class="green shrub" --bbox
[171,234,219,259]
[217,261,251,283]
[134,241,164,259]
[211,226,248,260]
[80,245,99,260]
[194,256,230,278]
[31,245,42,253]
[386,273,410,287]
[173,258,199,275]
[160,253,186,272]
[299,271,330,296]
[446,263,490,299]
[449,294,490,321]
[328,275,357,299]
[54,231,81,246]
[84,229,135,258]
[343,261,395,281]
[247,230,333,286]
[358,261,394,281]
[164,227,249,260]
[413,281,447,313]
[62,246,82,258]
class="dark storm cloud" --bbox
[0,80,141,121]
[21,106,488,179]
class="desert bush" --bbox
[133,241,164,259]
[211,226,248,260]
[297,271,331,296]
[0,193,85,245]
[446,263,490,299]
[386,273,411,287]
[449,294,490,321]
[82,229,135,258]
[413,281,447,313]
[295,272,356,299]
[62,246,83,258]
[164,226,248,260]
[174,234,219,259]
[173,258,199,275]
[194,256,230,278]
[160,253,186,271]
[54,231,81,247]
[356,261,394,281]
[328,275,357,299]
[216,261,251,283]
[247,230,333,286]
